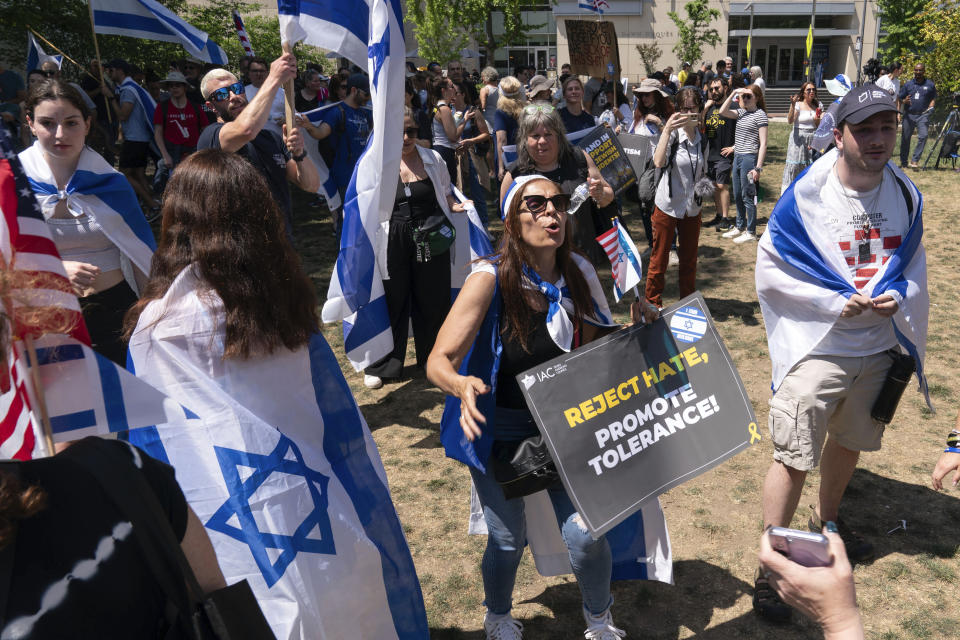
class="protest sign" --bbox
[565,20,620,79]
[617,132,652,178]
[575,126,637,195]
[518,292,759,537]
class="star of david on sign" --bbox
[206,435,335,587]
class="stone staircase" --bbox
[763,87,801,117]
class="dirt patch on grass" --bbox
[293,122,960,639]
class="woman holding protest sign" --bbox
[427,173,659,640]
[499,105,615,265]
[626,79,673,253]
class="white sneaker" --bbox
[668,249,679,266]
[733,231,757,244]
[483,611,523,640]
[583,605,626,640]
[363,374,383,389]
[721,227,742,238]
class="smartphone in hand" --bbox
[768,527,831,567]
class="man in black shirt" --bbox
[198,53,318,238]
[702,77,737,230]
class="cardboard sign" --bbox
[617,132,652,177]
[574,126,637,195]
[566,20,621,79]
[518,293,759,537]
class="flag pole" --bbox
[86,1,113,124]
[610,217,644,302]
[282,42,296,137]
[23,336,56,458]
[27,28,98,82]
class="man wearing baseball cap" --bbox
[753,84,929,623]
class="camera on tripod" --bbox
[862,58,882,84]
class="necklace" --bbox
[834,165,885,262]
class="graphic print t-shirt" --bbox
[810,168,910,357]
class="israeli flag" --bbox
[19,142,156,284]
[90,0,228,64]
[126,266,428,639]
[300,101,347,211]
[756,148,930,405]
[26,32,62,73]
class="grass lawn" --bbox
[289,122,960,639]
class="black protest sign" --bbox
[575,126,637,195]
[617,132,652,177]
[565,20,621,80]
[517,292,759,537]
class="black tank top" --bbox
[496,310,565,410]
[393,177,438,221]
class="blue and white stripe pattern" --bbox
[24,334,195,443]
[26,32,62,73]
[300,101,348,210]
[90,0,228,64]
[19,142,156,278]
[126,265,428,639]
[117,77,158,145]
[756,148,930,405]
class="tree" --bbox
[667,0,721,67]
[405,0,471,64]
[876,0,925,64]
[912,0,960,93]
[635,43,663,76]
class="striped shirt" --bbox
[734,108,768,155]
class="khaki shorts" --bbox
[768,350,895,471]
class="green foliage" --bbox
[910,0,960,93]
[667,0,721,66]
[876,0,926,64]
[635,43,663,76]
[405,0,471,64]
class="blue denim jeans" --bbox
[731,153,758,234]
[469,409,613,616]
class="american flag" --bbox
[232,9,255,57]
[0,130,90,459]
[595,218,643,302]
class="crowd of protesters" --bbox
[1,44,956,640]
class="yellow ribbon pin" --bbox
[748,421,761,444]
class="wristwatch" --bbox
[292,151,307,162]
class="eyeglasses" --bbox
[209,82,245,102]
[521,193,571,215]
[740,94,754,100]
[40,70,57,78]
[403,127,419,138]
[523,103,556,115]
[804,88,816,93]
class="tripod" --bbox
[921,102,960,170]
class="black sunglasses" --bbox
[209,82,245,102]
[403,127,419,138]
[522,194,571,215]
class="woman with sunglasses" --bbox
[646,87,706,309]
[362,108,470,389]
[19,80,155,365]
[625,79,672,253]
[428,174,657,640]
[500,104,615,266]
[428,75,463,184]
[780,81,822,195]
[718,84,768,244]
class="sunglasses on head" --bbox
[209,82,245,102]
[523,103,556,115]
[521,193,570,215]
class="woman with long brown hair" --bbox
[427,175,661,640]
[781,81,822,194]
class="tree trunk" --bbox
[484,12,497,69]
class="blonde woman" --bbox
[494,76,526,180]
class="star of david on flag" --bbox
[206,435,335,588]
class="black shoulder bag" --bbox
[66,441,275,640]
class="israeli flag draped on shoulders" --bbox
[756,148,930,405]
[90,0,228,64]
[117,76,158,146]
[18,142,155,290]
[280,0,487,370]
[441,255,673,585]
[127,265,428,639]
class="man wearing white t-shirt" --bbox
[753,86,928,622]
[875,61,903,112]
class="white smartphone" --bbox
[768,527,832,567]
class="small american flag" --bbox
[232,9,255,57]
[0,130,90,458]
[595,218,643,302]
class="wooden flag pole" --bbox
[281,42,296,136]
[86,1,113,124]
[27,28,99,82]
[23,336,56,458]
